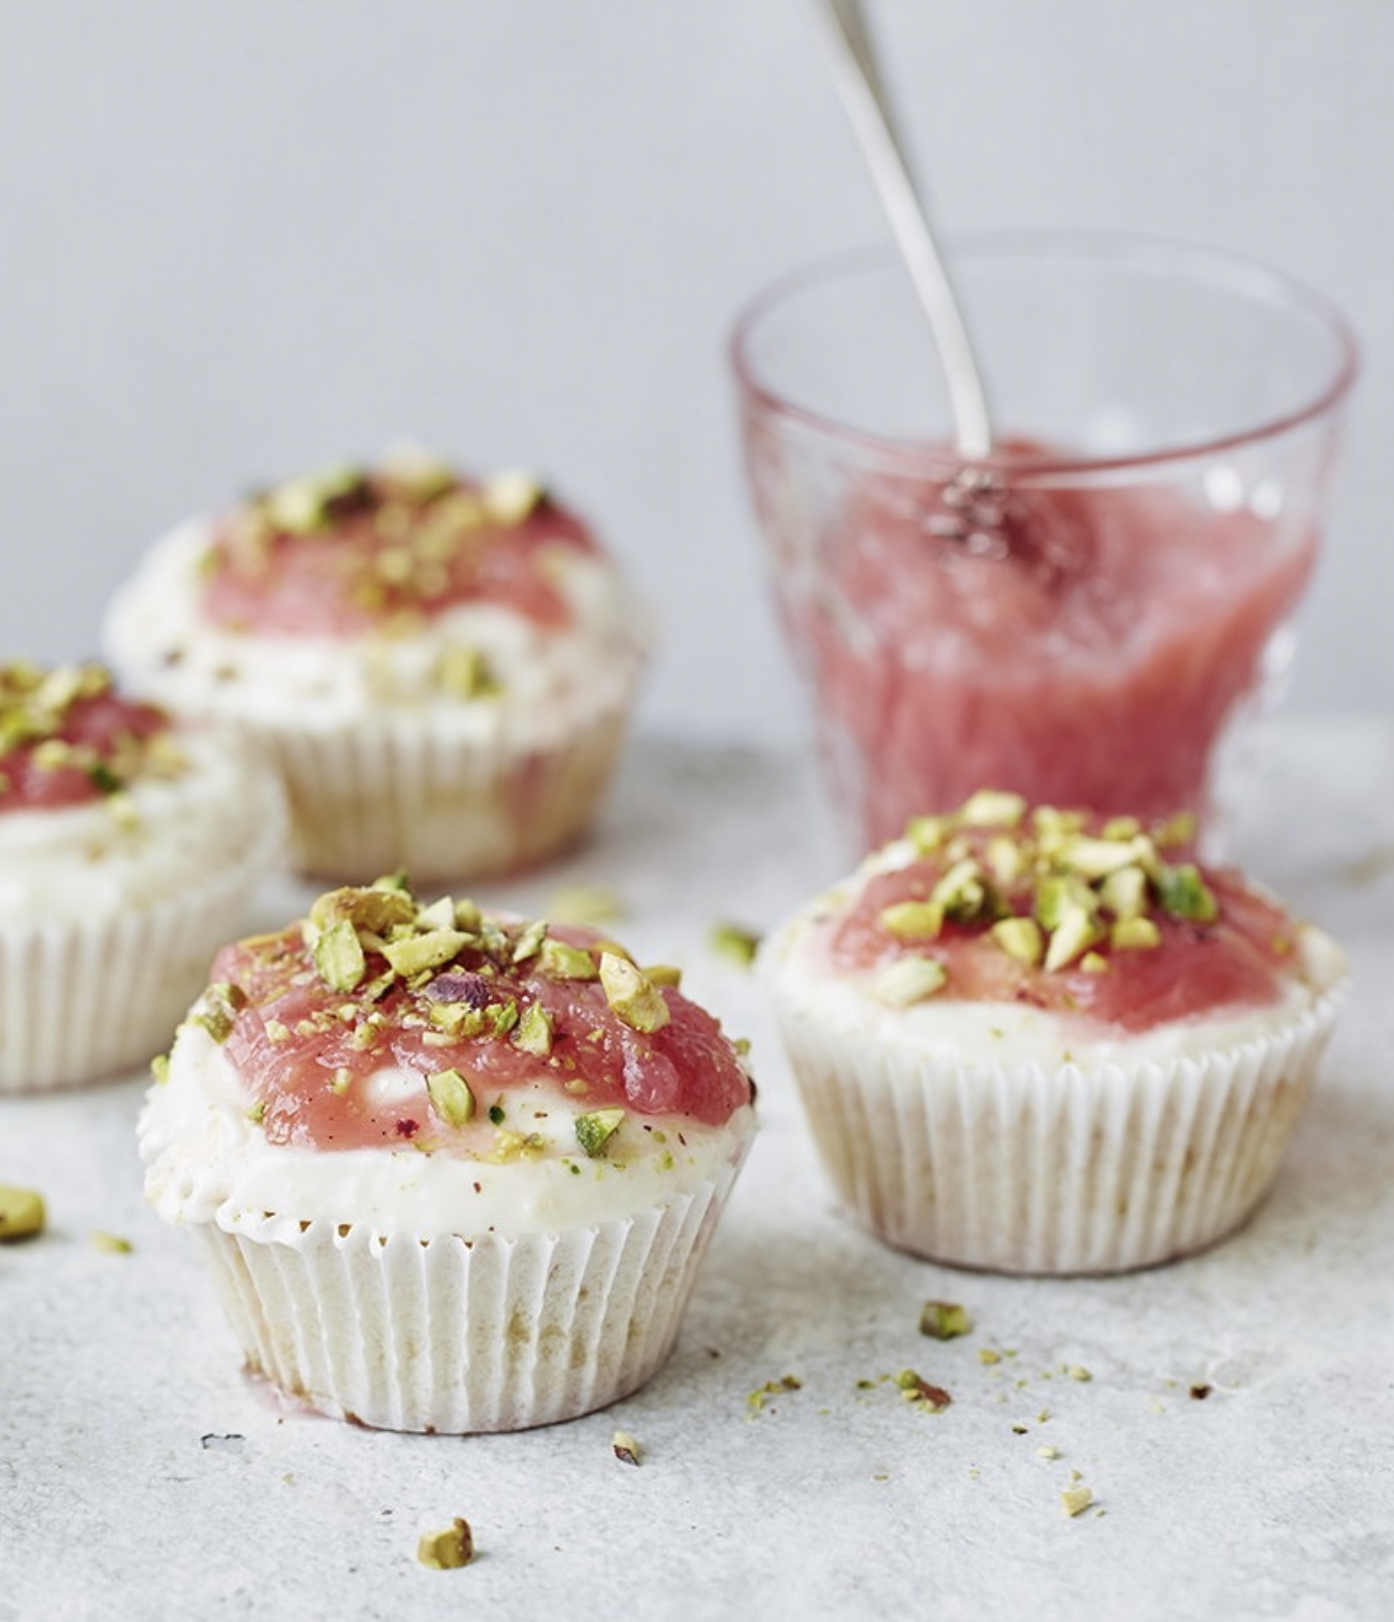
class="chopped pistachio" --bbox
[265,464,365,533]
[872,955,947,1007]
[919,1301,972,1340]
[1037,1445,1060,1460]
[1062,834,1151,880]
[956,789,1026,828]
[1079,952,1110,975]
[1061,1485,1094,1518]
[985,834,1027,886]
[612,1431,641,1466]
[1111,916,1161,951]
[331,1068,353,1095]
[1152,810,1197,847]
[416,1518,474,1570]
[416,896,457,931]
[427,1068,476,1129]
[510,918,548,964]
[0,1184,45,1242]
[383,930,469,977]
[245,1101,267,1124]
[487,999,519,1036]
[599,954,670,1032]
[879,899,942,940]
[709,920,762,968]
[511,1001,553,1057]
[435,646,498,700]
[150,1053,171,1085]
[264,1020,291,1044]
[575,1107,625,1158]
[310,884,416,937]
[896,1370,952,1410]
[1102,816,1142,840]
[1034,873,1097,931]
[641,963,682,988]
[1044,903,1104,973]
[537,938,598,981]
[482,467,545,524]
[904,814,953,854]
[1099,864,1148,920]
[1155,862,1218,923]
[193,982,247,1045]
[1067,1365,1093,1382]
[991,915,1043,967]
[91,1231,133,1254]
[313,919,366,993]
[488,1104,506,1125]
[930,857,996,922]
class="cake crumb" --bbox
[1061,1485,1093,1518]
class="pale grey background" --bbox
[0,0,1389,741]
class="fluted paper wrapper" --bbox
[0,816,281,1095]
[773,989,1342,1275]
[245,700,631,885]
[189,1158,744,1433]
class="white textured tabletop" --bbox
[2,722,1392,1622]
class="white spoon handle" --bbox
[814,0,994,460]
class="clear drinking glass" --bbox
[731,232,1357,851]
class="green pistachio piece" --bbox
[482,468,545,524]
[429,1001,480,1038]
[1155,863,1218,923]
[1102,816,1142,840]
[415,896,457,932]
[453,898,482,930]
[919,1300,972,1340]
[373,869,411,893]
[599,954,671,1032]
[435,646,499,699]
[1062,835,1150,880]
[313,919,366,993]
[416,1518,474,1570]
[383,930,469,977]
[930,857,996,922]
[872,955,948,1007]
[1111,916,1162,950]
[641,963,683,988]
[879,900,943,940]
[1034,874,1098,931]
[266,464,365,533]
[512,1001,553,1056]
[1080,951,1110,975]
[575,1107,626,1158]
[1100,864,1148,920]
[0,1184,45,1242]
[150,1053,171,1084]
[985,835,1027,887]
[1044,903,1104,973]
[192,982,247,1044]
[245,1101,267,1124]
[91,1231,133,1254]
[710,921,761,967]
[546,883,622,926]
[903,814,953,854]
[612,1431,642,1466]
[990,916,1044,967]
[426,1068,476,1129]
[487,999,519,1036]
[538,938,599,981]
[956,789,1026,829]
[510,918,548,964]
[1151,810,1198,848]
[310,885,417,938]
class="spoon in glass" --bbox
[812,0,994,462]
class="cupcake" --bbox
[0,661,283,1093]
[140,880,756,1432]
[763,791,1344,1274]
[104,450,648,883]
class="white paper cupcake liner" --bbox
[772,986,1342,1275]
[243,699,632,885]
[0,805,283,1096]
[188,1155,745,1433]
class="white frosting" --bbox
[763,837,1347,1072]
[103,519,649,744]
[140,1022,756,1238]
[0,727,282,921]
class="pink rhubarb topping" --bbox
[0,663,174,813]
[200,458,598,637]
[819,793,1305,1034]
[196,883,751,1152]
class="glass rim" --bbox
[729,229,1361,478]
